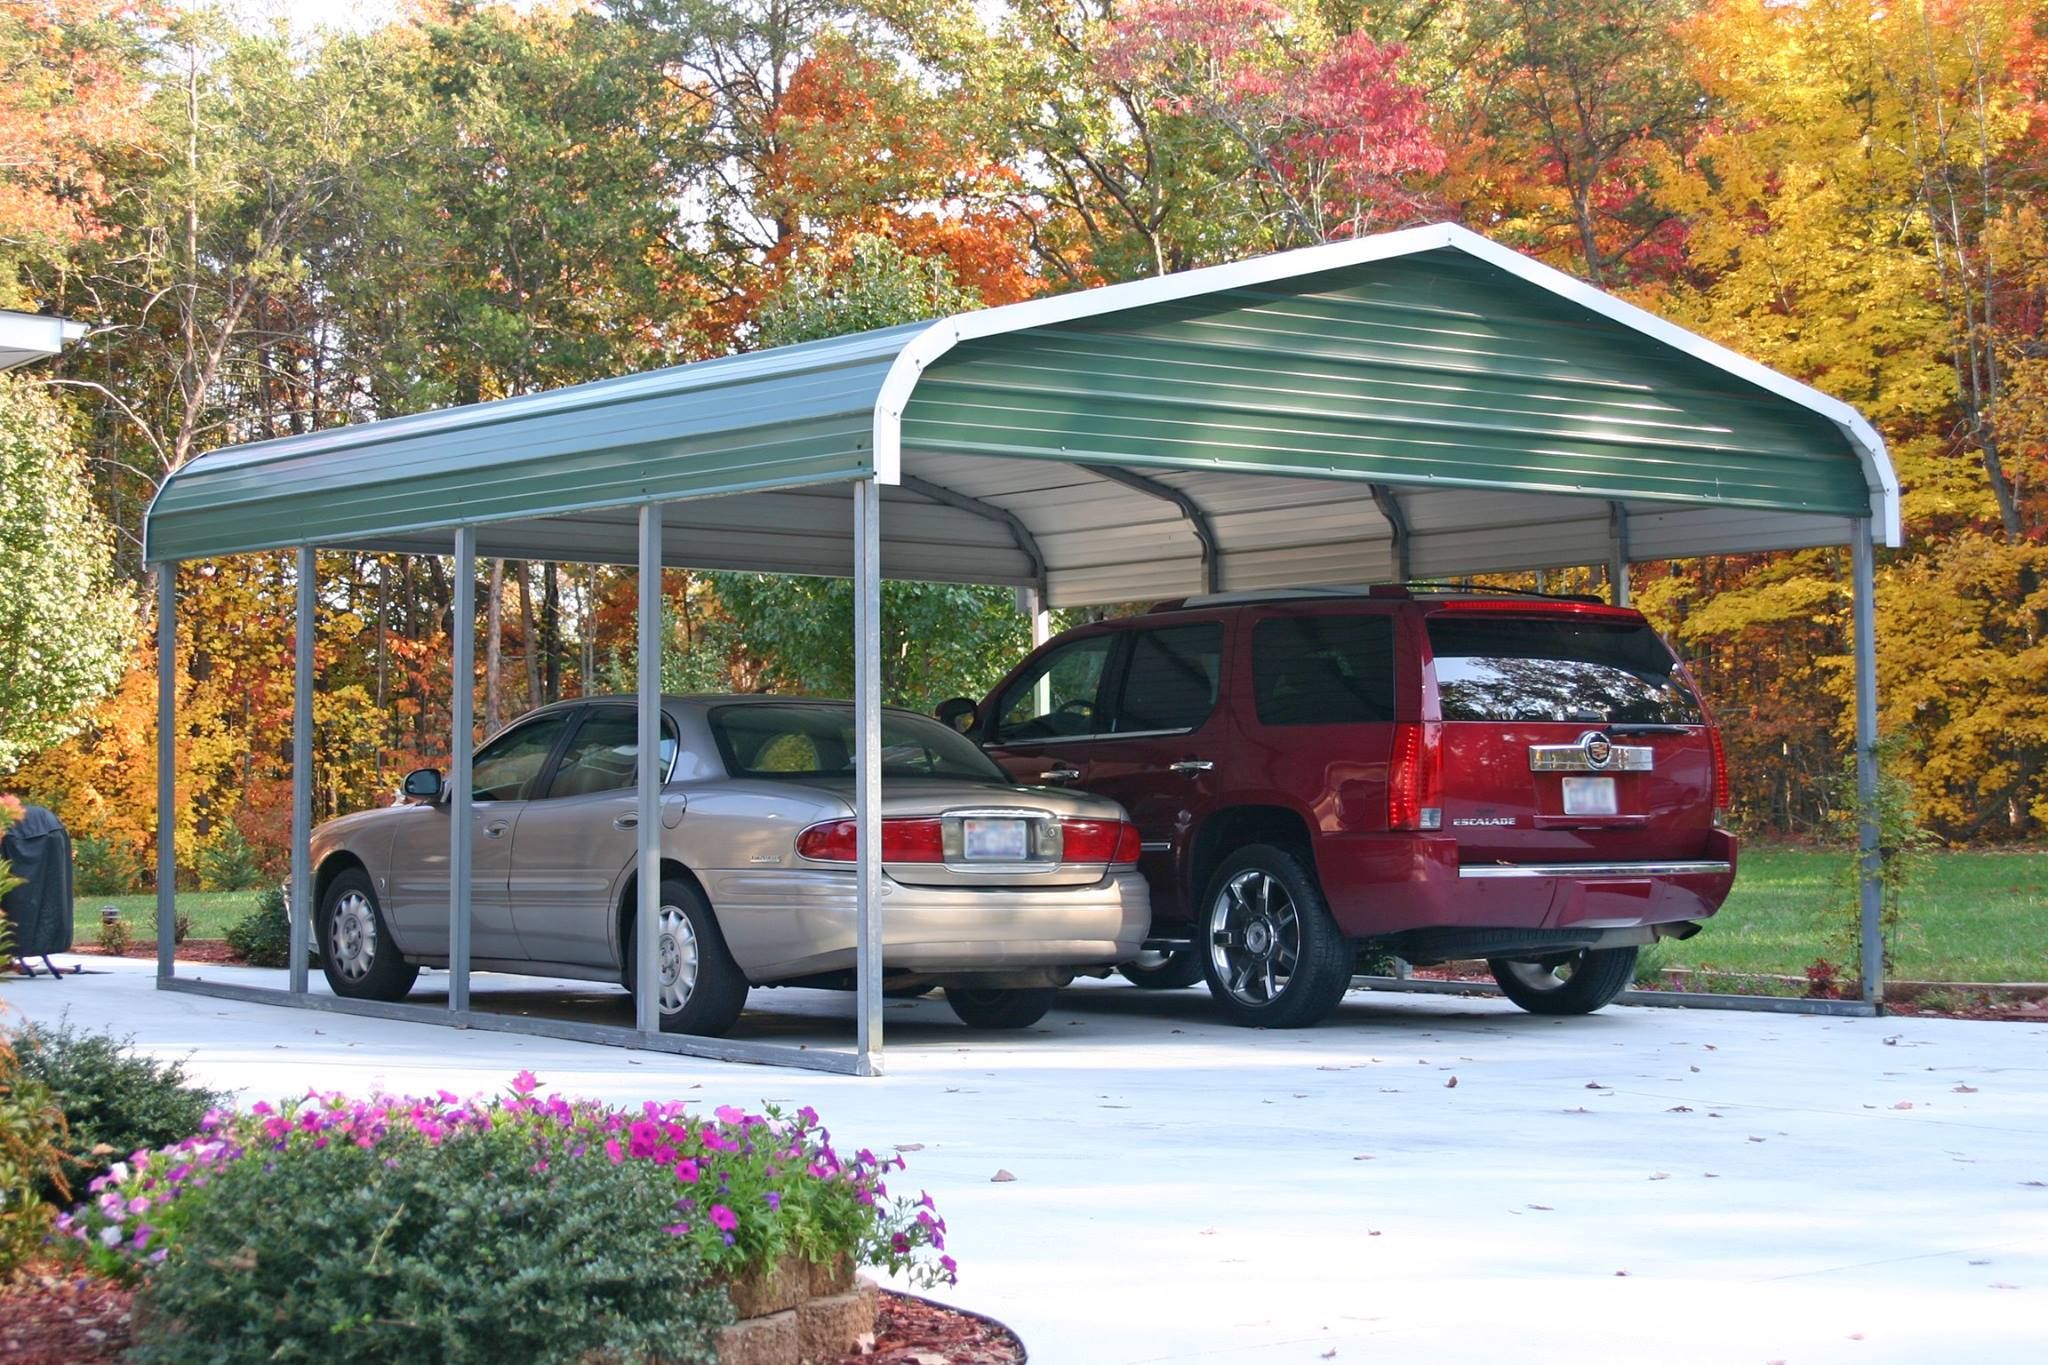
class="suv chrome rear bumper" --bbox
[1457,860,1734,880]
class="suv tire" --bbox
[945,986,1057,1029]
[1489,946,1637,1015]
[1200,844,1354,1028]
[1118,947,1204,990]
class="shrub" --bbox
[95,916,133,956]
[224,887,291,967]
[66,1078,956,1357]
[14,1022,224,1206]
[148,904,190,946]
[120,1113,729,1365]
[194,822,264,892]
[73,835,143,896]
[0,1033,68,1276]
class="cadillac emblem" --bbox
[1583,733,1614,769]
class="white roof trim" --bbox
[870,222,1902,547]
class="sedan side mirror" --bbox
[401,768,445,801]
[934,697,978,735]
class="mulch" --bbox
[0,1268,1022,1365]
[59,938,243,965]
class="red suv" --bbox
[956,587,1735,1028]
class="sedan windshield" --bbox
[709,704,1009,782]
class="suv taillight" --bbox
[1388,722,1442,831]
[1706,726,1731,821]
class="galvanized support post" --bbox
[1609,503,1631,608]
[1020,586,1051,714]
[289,547,314,993]
[853,478,884,1074]
[155,564,177,981]
[449,529,476,1013]
[635,506,662,1034]
[1851,519,1884,1009]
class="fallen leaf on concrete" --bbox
[1667,1105,1692,1113]
[1322,1350,1337,1359]
[1445,1076,1458,1088]
[989,1170,1016,1183]
[1353,1154,1374,1161]
[1849,1333,1864,1341]
[895,1143,925,1152]
[1892,1100,1915,1110]
[1704,1172,1719,1178]
[2023,1181,2047,1188]
[1585,1081,1608,1090]
[1614,1270,1630,1277]
[1689,1065,1701,1073]
[1883,1035,1900,1046]
[1170,1029,1183,1034]
[1953,1084,1979,1093]
[1990,1283,2019,1290]
[1528,1203,1553,1211]
[1563,1106,1591,1114]
[1649,1172,1670,1181]
[1969,1259,1991,1266]
[1703,1044,1717,1050]
[1367,1229,1382,1237]
[1198,1227,1217,1236]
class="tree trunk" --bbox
[541,562,560,704]
[486,559,504,732]
[519,563,540,712]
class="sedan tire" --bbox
[317,867,419,1002]
[944,986,1057,1030]
[1201,844,1353,1029]
[622,877,749,1037]
[1489,946,1637,1015]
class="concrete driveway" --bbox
[5,956,2044,1364]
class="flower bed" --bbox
[58,1073,956,1364]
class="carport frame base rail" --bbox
[156,977,868,1074]
[1352,974,1878,1017]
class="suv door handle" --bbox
[1043,767,1083,784]
[1170,760,1214,774]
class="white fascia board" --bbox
[0,310,88,370]
[874,222,1901,547]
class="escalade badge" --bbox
[1584,732,1613,769]
[1453,816,1518,827]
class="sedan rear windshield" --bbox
[709,704,1008,782]
[1426,615,1703,725]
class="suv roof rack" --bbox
[1153,582,1611,611]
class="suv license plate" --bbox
[961,818,1030,860]
[1561,777,1619,816]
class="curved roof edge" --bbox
[873,222,1901,547]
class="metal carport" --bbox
[144,221,1901,1074]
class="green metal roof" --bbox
[145,224,1898,602]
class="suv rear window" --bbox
[1426,615,1703,725]
[1253,615,1395,725]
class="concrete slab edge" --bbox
[1352,975,1878,1017]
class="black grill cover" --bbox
[2,805,75,957]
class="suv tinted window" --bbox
[1253,615,1395,725]
[1427,616,1703,725]
[1113,623,1224,733]
[994,634,1115,742]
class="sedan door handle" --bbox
[482,821,510,839]
[1043,767,1083,784]
[613,815,638,830]
[1170,760,1215,774]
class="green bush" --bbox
[0,1034,68,1276]
[124,1110,728,1365]
[194,822,264,892]
[13,1022,223,1205]
[95,915,133,956]
[73,835,144,896]
[224,887,292,966]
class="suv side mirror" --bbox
[401,768,445,801]
[934,697,978,735]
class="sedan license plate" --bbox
[1561,776,1619,816]
[961,817,1030,861]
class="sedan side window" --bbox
[993,635,1116,743]
[1112,623,1224,733]
[471,715,572,802]
[539,709,679,799]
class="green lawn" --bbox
[1657,846,2048,983]
[72,891,264,944]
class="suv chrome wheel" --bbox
[1208,868,1301,1007]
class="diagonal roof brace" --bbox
[1369,484,1411,583]
[899,474,1048,598]
[1083,464,1221,594]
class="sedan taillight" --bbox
[795,817,1143,865]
